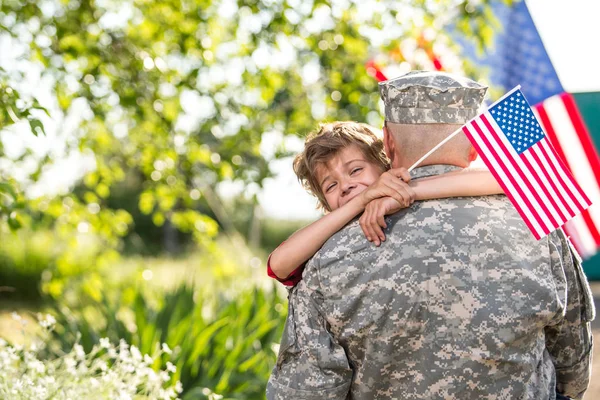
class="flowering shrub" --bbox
[0,314,182,400]
[47,284,286,398]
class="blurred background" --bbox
[1,0,600,398]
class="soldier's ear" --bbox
[383,124,396,165]
[468,145,478,163]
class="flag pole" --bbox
[407,84,522,172]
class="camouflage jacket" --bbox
[267,165,595,400]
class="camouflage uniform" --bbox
[268,165,594,400]
[268,71,594,399]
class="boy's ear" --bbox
[383,124,396,165]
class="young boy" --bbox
[267,121,503,286]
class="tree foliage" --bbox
[0,0,514,253]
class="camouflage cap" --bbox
[379,70,488,124]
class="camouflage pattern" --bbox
[268,164,594,400]
[379,71,488,124]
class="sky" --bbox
[2,0,600,221]
[259,0,600,220]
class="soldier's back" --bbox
[307,190,560,399]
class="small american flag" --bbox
[463,87,592,240]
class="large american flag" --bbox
[462,87,592,240]
[454,1,600,258]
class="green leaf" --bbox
[28,118,45,136]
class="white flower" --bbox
[11,312,21,321]
[147,369,159,384]
[99,337,111,349]
[143,354,153,364]
[161,343,172,355]
[130,345,142,362]
[64,357,77,375]
[0,335,180,400]
[27,359,45,374]
[73,344,85,360]
[119,339,129,352]
[159,371,170,382]
[166,361,176,373]
[175,381,183,393]
[38,314,56,329]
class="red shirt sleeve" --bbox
[266,246,305,287]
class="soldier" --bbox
[267,71,594,399]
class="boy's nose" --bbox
[341,181,356,196]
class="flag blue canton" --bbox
[489,89,545,154]
[454,1,563,105]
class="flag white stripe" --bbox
[484,114,557,232]
[466,119,545,237]
[543,96,597,210]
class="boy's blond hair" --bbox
[293,121,390,212]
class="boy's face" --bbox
[315,145,384,211]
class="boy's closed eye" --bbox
[350,167,362,175]
[325,183,337,193]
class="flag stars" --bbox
[490,91,545,153]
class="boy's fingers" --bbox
[359,215,369,240]
[388,168,411,183]
[377,212,386,229]
[371,219,385,243]
[360,210,375,242]
[376,203,388,242]
[366,207,382,245]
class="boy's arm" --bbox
[411,168,503,200]
[360,169,504,245]
[268,196,365,280]
[269,169,414,280]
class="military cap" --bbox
[379,70,488,124]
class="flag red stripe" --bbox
[481,114,552,234]
[561,92,600,194]
[471,118,547,237]
[519,150,566,224]
[462,126,539,237]
[536,108,600,245]
[528,147,573,221]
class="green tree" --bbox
[0,0,514,257]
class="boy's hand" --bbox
[359,168,413,208]
[359,195,413,246]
